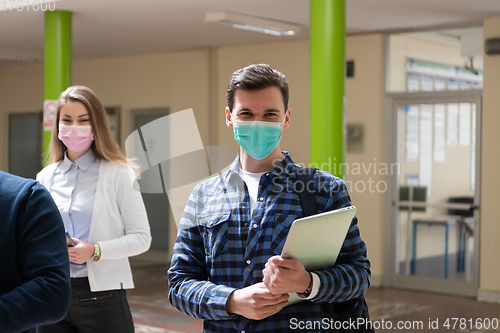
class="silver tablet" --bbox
[281,205,357,270]
[280,205,357,305]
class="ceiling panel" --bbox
[0,0,498,66]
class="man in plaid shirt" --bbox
[168,64,371,332]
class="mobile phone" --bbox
[66,234,75,247]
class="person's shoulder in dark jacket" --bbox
[0,171,71,333]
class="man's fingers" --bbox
[259,298,289,317]
[252,283,289,301]
[264,261,278,274]
[254,293,289,313]
[256,289,287,300]
[270,256,301,270]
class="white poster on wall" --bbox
[473,81,483,90]
[407,73,420,92]
[405,58,483,93]
[459,80,472,90]
[459,103,471,146]
[471,104,476,192]
[43,100,58,131]
[420,75,434,92]
[434,76,446,91]
[433,104,446,162]
[419,104,433,197]
[405,105,419,162]
[447,78,459,91]
[447,104,459,146]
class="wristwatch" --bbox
[92,243,101,262]
[297,272,313,297]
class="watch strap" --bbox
[92,243,101,261]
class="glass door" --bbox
[386,90,481,297]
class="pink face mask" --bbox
[58,125,94,152]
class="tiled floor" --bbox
[128,262,500,333]
[128,264,202,333]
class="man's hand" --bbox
[68,238,94,264]
[262,255,311,295]
[226,282,289,320]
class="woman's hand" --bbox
[68,238,95,264]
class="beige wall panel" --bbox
[345,34,386,281]
[481,17,500,293]
[0,63,44,171]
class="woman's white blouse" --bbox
[37,156,151,292]
[51,149,100,278]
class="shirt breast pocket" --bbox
[271,214,296,255]
[201,213,231,260]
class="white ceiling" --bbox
[0,0,499,67]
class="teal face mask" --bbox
[233,121,283,160]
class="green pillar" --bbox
[310,0,345,179]
[43,10,72,165]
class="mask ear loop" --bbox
[278,117,286,140]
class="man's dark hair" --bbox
[227,64,289,112]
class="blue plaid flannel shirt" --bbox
[168,152,371,333]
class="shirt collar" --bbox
[227,151,296,181]
[57,149,97,173]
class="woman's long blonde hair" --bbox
[49,85,139,174]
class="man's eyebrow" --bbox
[236,108,281,113]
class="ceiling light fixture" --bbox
[0,54,38,63]
[205,11,300,37]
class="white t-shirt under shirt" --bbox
[238,166,320,299]
[238,167,266,215]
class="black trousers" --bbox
[37,277,134,333]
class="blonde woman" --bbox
[36,86,151,333]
